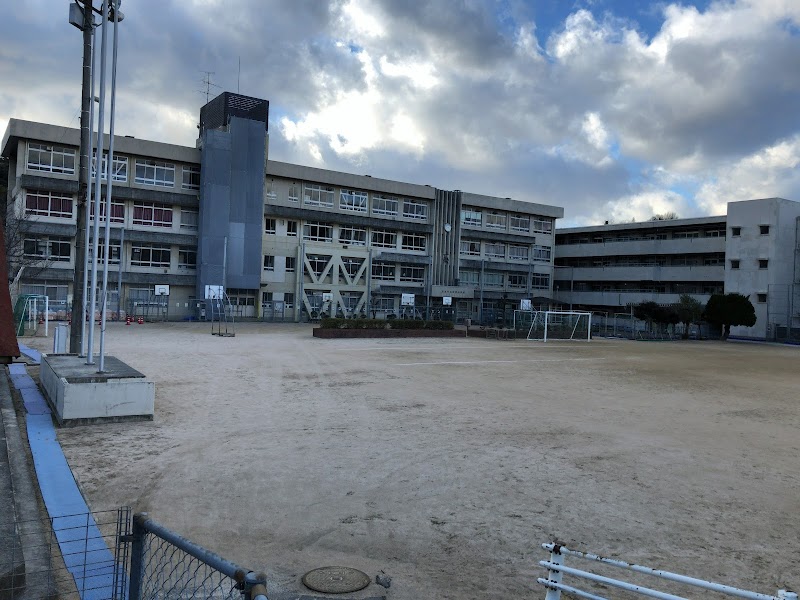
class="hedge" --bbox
[319,318,454,330]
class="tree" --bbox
[704,293,756,340]
[633,301,659,324]
[674,294,704,339]
[649,212,679,221]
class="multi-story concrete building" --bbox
[554,198,800,341]
[1,92,563,325]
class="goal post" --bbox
[526,310,592,341]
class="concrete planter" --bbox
[313,328,464,339]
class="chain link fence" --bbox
[767,283,800,343]
[1,508,130,600]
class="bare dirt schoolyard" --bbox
[31,323,799,599]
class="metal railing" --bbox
[129,513,266,600]
[538,543,796,600]
[0,508,130,600]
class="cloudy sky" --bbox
[2,1,799,225]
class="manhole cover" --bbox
[302,566,371,594]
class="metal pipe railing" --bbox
[539,543,796,600]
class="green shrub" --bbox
[319,317,454,330]
[319,318,385,329]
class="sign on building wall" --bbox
[520,299,532,311]
[205,285,224,300]
[432,286,473,299]
[401,293,416,306]
[443,296,452,306]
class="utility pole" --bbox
[70,0,95,353]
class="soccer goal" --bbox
[526,310,592,341]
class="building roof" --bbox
[1,119,201,164]
[0,226,21,361]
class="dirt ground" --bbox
[23,323,800,599]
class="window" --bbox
[672,231,700,239]
[532,218,553,233]
[286,220,298,236]
[342,291,361,312]
[180,209,198,230]
[132,202,173,228]
[285,257,296,273]
[339,227,367,246]
[485,243,505,259]
[27,143,75,174]
[759,259,769,269]
[342,257,363,278]
[24,191,73,218]
[303,222,333,242]
[263,255,275,271]
[401,233,426,251]
[130,243,171,267]
[532,245,552,262]
[283,293,294,309]
[403,200,428,220]
[730,259,740,269]
[88,242,121,265]
[760,225,770,235]
[90,199,125,224]
[371,230,397,248]
[371,262,395,281]
[182,165,200,190]
[303,184,334,208]
[461,208,482,227]
[508,244,529,261]
[372,194,398,216]
[460,240,481,256]
[459,270,479,286]
[134,159,175,187]
[705,229,726,238]
[731,226,741,236]
[20,283,68,302]
[484,272,503,287]
[485,213,506,230]
[265,218,276,234]
[508,274,527,289]
[372,295,394,311]
[265,179,277,200]
[340,189,368,212]
[703,255,725,266]
[306,254,330,277]
[400,265,424,282]
[531,274,550,289]
[23,237,71,262]
[92,151,128,182]
[510,215,530,232]
[178,247,196,269]
[288,182,299,202]
[757,293,767,303]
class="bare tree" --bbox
[649,212,679,221]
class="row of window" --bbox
[731,225,770,236]
[461,208,552,234]
[730,259,769,270]
[556,253,726,268]
[27,144,200,190]
[266,181,429,220]
[558,228,727,244]
[459,270,551,289]
[23,192,199,230]
[460,239,551,262]
[22,237,196,269]
[267,218,427,251]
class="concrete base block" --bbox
[40,355,154,426]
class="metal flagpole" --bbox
[99,0,120,373]
[86,0,108,365]
[81,20,98,357]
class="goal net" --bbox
[526,310,592,341]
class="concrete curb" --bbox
[0,366,57,599]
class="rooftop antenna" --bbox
[198,70,221,104]
[237,57,241,93]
